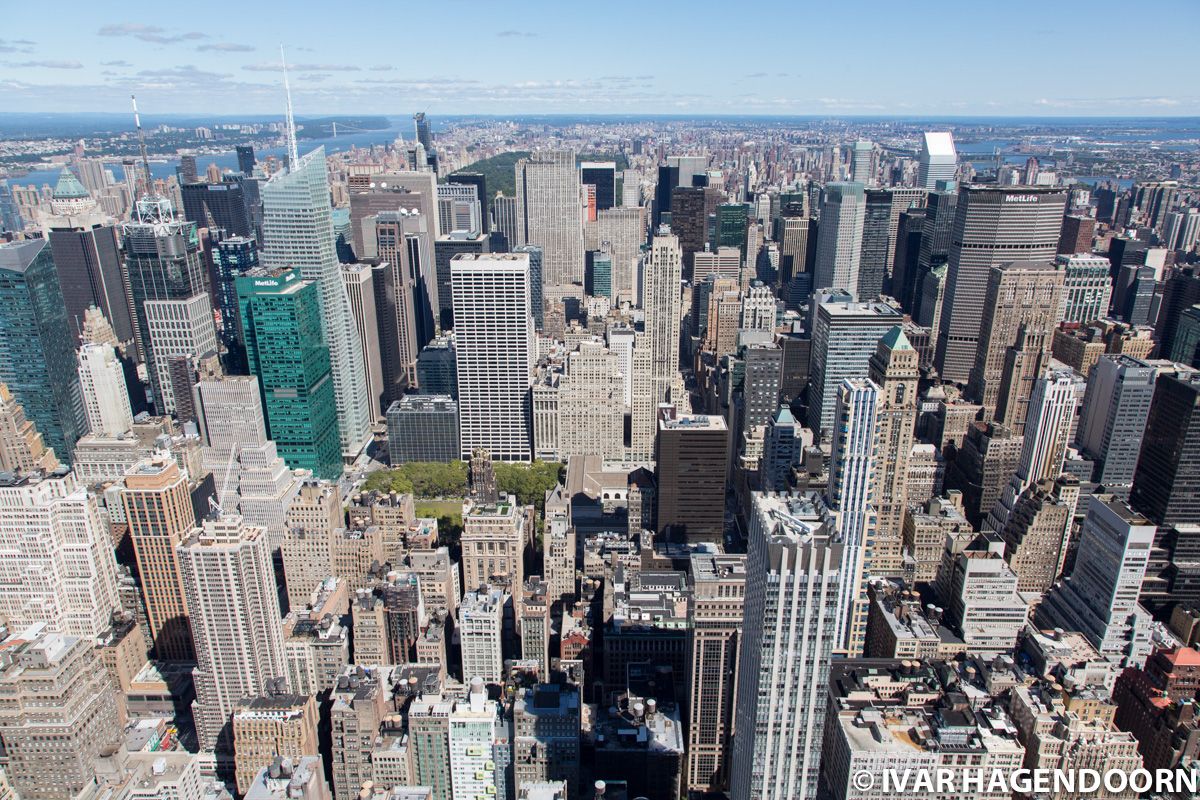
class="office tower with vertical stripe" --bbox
[261,147,371,460]
[813,182,866,294]
[516,150,584,295]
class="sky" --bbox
[3,0,1199,118]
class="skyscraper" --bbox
[867,327,919,575]
[580,161,617,212]
[237,267,341,480]
[0,240,85,460]
[812,182,866,294]
[414,112,433,151]
[451,254,535,461]
[516,150,585,296]
[917,131,957,190]
[180,515,286,753]
[935,185,1068,383]
[122,196,219,415]
[77,342,132,438]
[121,455,196,661]
[262,146,372,460]
[211,236,258,369]
[656,407,729,543]
[1076,355,1157,494]
[1055,253,1113,325]
[341,263,384,421]
[1130,370,1200,528]
[236,144,256,176]
[732,492,845,800]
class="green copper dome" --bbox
[52,168,90,200]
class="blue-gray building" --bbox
[387,394,459,463]
[416,336,457,399]
[0,240,85,462]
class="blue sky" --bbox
[3,0,1198,116]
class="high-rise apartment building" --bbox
[237,268,341,480]
[122,455,197,661]
[0,240,85,461]
[0,470,121,640]
[935,185,1068,383]
[451,254,535,461]
[813,182,866,294]
[732,492,845,800]
[516,150,585,295]
[917,131,957,190]
[687,553,746,794]
[262,147,372,460]
[180,515,286,753]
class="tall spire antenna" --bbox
[130,94,153,197]
[281,44,299,169]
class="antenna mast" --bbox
[130,94,153,198]
[281,45,299,169]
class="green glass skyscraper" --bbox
[237,267,341,480]
[0,239,85,461]
[715,202,750,255]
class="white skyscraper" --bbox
[180,515,286,753]
[142,293,219,416]
[516,150,585,296]
[449,678,501,800]
[918,132,957,190]
[813,182,866,294]
[451,253,535,461]
[732,492,845,800]
[630,233,683,460]
[985,369,1080,534]
[0,469,121,640]
[827,378,879,655]
[262,146,371,460]
[77,341,132,437]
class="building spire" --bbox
[130,94,153,198]
[280,44,299,169]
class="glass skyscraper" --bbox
[237,267,341,480]
[0,240,85,461]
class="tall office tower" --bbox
[436,183,483,236]
[740,341,784,439]
[595,205,647,297]
[849,140,875,185]
[670,186,708,280]
[179,154,198,184]
[1076,355,1157,495]
[44,170,135,345]
[935,185,1068,383]
[460,494,525,595]
[985,369,1079,534]
[121,455,196,660]
[827,379,878,655]
[0,627,122,800]
[0,468,121,639]
[715,203,749,253]
[180,515,286,753]
[883,188,928,268]
[1163,207,1200,253]
[0,240,85,461]
[341,263,384,420]
[413,111,433,151]
[917,132,957,189]
[435,231,490,328]
[1131,180,1179,231]
[513,683,581,793]
[812,182,866,294]
[1036,498,1154,664]
[581,161,617,212]
[373,210,427,397]
[909,182,958,307]
[558,342,625,459]
[999,475,1076,593]
[1053,253,1112,325]
[966,261,1064,426]
[807,298,903,440]
[759,407,803,491]
[451,254,534,461]
[644,232,683,398]
[0,383,59,474]
[180,179,254,238]
[741,281,776,332]
[493,193,520,246]
[448,172,489,232]
[237,268,341,479]
[656,407,729,543]
[732,492,845,800]
[515,150,584,294]
[891,207,927,312]
[509,244,545,331]
[1130,370,1200,529]
[686,553,746,795]
[857,188,892,300]
[122,196,218,415]
[211,236,258,368]
[262,147,372,460]
[1058,213,1096,255]
[235,144,255,176]
[867,328,918,574]
[77,342,132,437]
[459,587,505,683]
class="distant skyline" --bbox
[3,0,1198,117]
